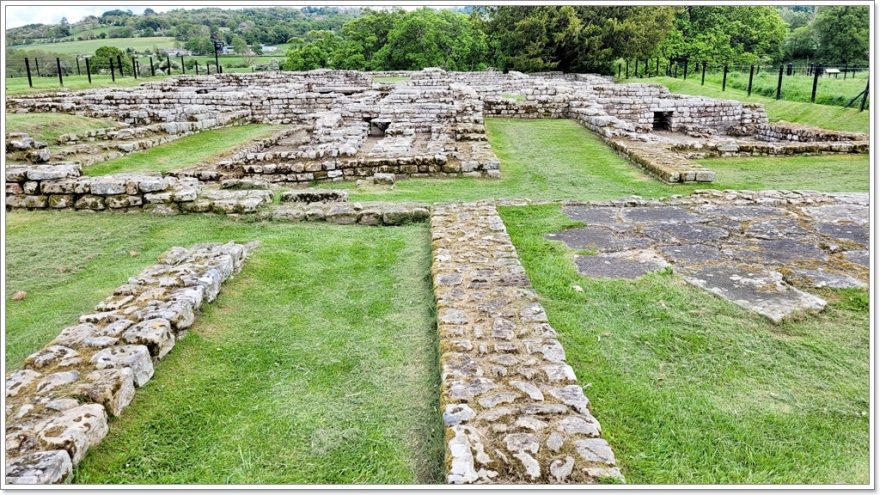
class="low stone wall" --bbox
[5,242,254,484]
[5,165,274,215]
[263,201,430,225]
[606,138,715,183]
[754,122,868,143]
[431,202,623,484]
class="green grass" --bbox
[331,118,868,203]
[84,124,284,176]
[5,211,442,484]
[699,154,868,192]
[5,73,171,95]
[699,70,869,108]
[625,77,869,134]
[8,37,176,55]
[6,113,118,146]
[499,204,869,484]
[373,76,410,84]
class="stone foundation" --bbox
[431,202,623,484]
[5,242,255,484]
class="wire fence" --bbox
[4,53,285,92]
[618,59,870,110]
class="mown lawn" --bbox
[6,112,118,147]
[625,76,869,134]
[336,119,869,203]
[84,124,284,176]
[499,204,869,484]
[5,211,442,484]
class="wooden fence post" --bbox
[776,65,783,100]
[195,60,200,75]
[747,65,754,96]
[810,65,820,103]
[24,58,33,88]
[150,56,156,77]
[625,59,629,78]
[180,55,186,74]
[722,64,728,91]
[109,57,116,81]
[35,58,41,77]
[75,57,81,76]
[701,62,706,85]
[117,55,124,77]
[85,57,91,83]
[56,58,63,86]
[683,60,688,80]
[859,79,869,112]
[132,57,138,79]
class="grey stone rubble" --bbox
[262,201,430,226]
[432,202,623,484]
[551,190,869,323]
[4,242,255,485]
[4,164,273,214]
[6,69,866,188]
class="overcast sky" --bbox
[5,5,437,29]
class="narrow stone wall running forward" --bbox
[431,202,623,484]
[5,242,255,485]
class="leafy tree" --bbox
[660,6,787,65]
[785,25,818,60]
[813,6,869,64]
[91,46,133,74]
[481,6,675,73]
[374,8,487,71]
[184,36,215,55]
[282,30,340,70]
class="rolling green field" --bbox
[500,204,869,484]
[6,212,443,484]
[9,37,176,55]
[625,76,870,134]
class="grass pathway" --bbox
[5,211,442,484]
[337,118,868,203]
[500,204,869,484]
[84,124,284,176]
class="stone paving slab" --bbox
[431,202,623,484]
[554,190,868,323]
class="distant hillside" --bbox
[6,7,360,50]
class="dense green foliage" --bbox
[659,6,788,65]
[478,6,677,73]
[283,9,487,71]
[6,6,870,74]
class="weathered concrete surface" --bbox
[554,190,868,323]
[432,202,623,484]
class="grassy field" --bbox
[6,113,118,146]
[335,119,869,203]
[5,211,442,484]
[698,69,870,108]
[500,204,869,484]
[84,125,284,176]
[8,37,176,55]
[5,73,171,95]
[625,77,870,134]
